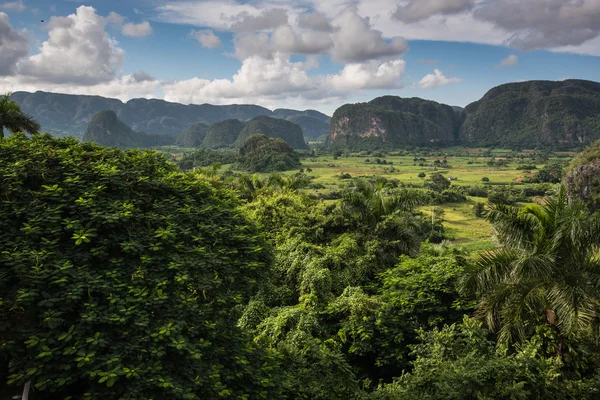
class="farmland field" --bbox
[160,146,575,250]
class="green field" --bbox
[159,146,574,251]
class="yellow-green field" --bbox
[277,149,572,251]
[160,146,574,251]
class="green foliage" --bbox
[328,96,459,150]
[424,173,451,193]
[371,317,599,400]
[237,134,302,173]
[529,162,565,183]
[177,148,238,170]
[175,122,209,147]
[473,202,486,218]
[0,134,285,399]
[202,119,245,149]
[460,79,600,149]
[565,139,600,212]
[0,93,40,138]
[235,115,308,150]
[462,187,600,347]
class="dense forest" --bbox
[2,93,600,399]
[2,131,600,399]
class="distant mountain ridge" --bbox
[9,91,330,140]
[82,111,173,149]
[83,111,309,150]
[328,79,600,150]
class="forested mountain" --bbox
[84,112,308,150]
[82,110,174,148]
[459,79,600,148]
[203,119,246,149]
[234,115,309,149]
[175,122,209,147]
[272,108,330,141]
[328,96,460,149]
[8,91,329,140]
[328,79,600,150]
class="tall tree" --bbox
[0,93,40,138]
[462,186,600,349]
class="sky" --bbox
[0,0,599,115]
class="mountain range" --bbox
[11,79,600,150]
[82,111,309,150]
[9,91,330,141]
[329,79,600,150]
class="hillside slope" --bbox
[203,119,246,149]
[459,80,600,148]
[175,122,210,147]
[9,91,329,139]
[82,111,173,149]
[328,96,459,149]
[234,116,308,149]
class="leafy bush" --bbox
[0,134,284,399]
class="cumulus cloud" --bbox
[130,71,155,82]
[497,54,518,67]
[230,8,288,32]
[0,12,28,75]
[122,21,152,37]
[191,29,222,48]
[419,69,462,89]
[393,0,476,23]
[297,11,333,32]
[106,11,125,25]
[327,60,405,91]
[330,7,407,63]
[18,6,124,85]
[0,1,25,12]
[162,54,406,105]
[474,0,600,50]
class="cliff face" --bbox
[328,97,459,149]
[565,139,600,212]
[459,80,600,149]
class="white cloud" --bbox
[106,11,125,25]
[18,6,124,85]
[393,0,475,23]
[297,11,333,32]
[191,29,222,48]
[497,54,518,68]
[121,21,152,37]
[330,7,407,63]
[0,1,25,12]
[152,0,600,55]
[474,0,600,51]
[327,60,405,90]
[162,54,406,106]
[419,69,463,89]
[130,71,155,82]
[0,12,28,75]
[230,8,288,32]
[0,74,161,101]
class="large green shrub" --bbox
[0,134,283,399]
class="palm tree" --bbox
[462,186,600,350]
[0,93,40,139]
[342,179,427,227]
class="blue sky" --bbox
[0,0,599,114]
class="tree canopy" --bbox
[0,134,284,399]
